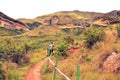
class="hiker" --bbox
[48,42,54,56]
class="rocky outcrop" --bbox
[44,15,90,28]
[107,10,120,17]
[50,15,59,25]
[103,52,120,73]
[0,12,29,31]
[93,10,120,26]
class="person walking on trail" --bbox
[48,42,54,56]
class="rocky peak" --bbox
[93,10,120,26]
[50,15,59,25]
[0,12,29,30]
[107,10,120,16]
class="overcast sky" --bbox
[0,0,120,19]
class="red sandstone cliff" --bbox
[0,12,29,31]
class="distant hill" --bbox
[1,10,120,32]
[93,10,120,26]
[0,12,29,30]
[19,10,103,28]
[19,10,120,28]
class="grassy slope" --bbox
[1,33,51,80]
[1,26,66,80]
[2,21,120,80]
[2,10,120,80]
[40,26,120,80]
[2,24,120,80]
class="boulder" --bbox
[103,52,120,73]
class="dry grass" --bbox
[41,26,120,80]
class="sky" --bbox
[0,0,120,19]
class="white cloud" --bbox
[0,0,120,18]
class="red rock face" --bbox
[93,18,107,26]
[103,53,120,73]
[51,16,59,25]
[0,12,29,31]
[44,20,51,25]
[66,23,74,27]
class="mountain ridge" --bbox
[19,10,120,29]
[0,12,29,30]
[0,10,120,32]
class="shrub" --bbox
[82,27,105,48]
[63,36,74,45]
[56,43,68,57]
[85,57,91,62]
[0,37,31,65]
[72,27,84,35]
[61,28,70,33]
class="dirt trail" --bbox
[25,47,80,80]
[25,58,46,80]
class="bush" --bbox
[0,37,32,65]
[82,27,105,48]
[72,27,84,35]
[56,43,68,57]
[85,57,91,62]
[61,28,70,33]
[63,36,74,45]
